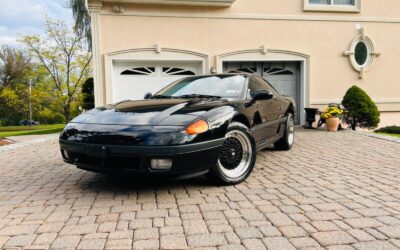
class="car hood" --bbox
[71,98,230,126]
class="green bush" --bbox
[375,126,400,134]
[82,77,95,110]
[342,85,380,130]
[37,108,65,124]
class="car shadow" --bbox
[75,171,212,193]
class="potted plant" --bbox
[320,106,344,132]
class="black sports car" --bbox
[59,74,295,184]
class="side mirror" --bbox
[252,90,273,101]
[144,92,153,99]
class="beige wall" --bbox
[89,0,400,127]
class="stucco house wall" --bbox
[88,0,400,127]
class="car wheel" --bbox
[274,113,295,150]
[207,122,256,185]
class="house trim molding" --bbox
[100,11,400,24]
[102,0,235,6]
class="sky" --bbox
[0,0,73,47]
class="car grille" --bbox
[67,152,142,170]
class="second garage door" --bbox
[223,61,301,124]
[112,61,202,102]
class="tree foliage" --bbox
[342,85,380,130]
[21,19,92,123]
[0,46,32,125]
[82,77,94,110]
[69,0,92,49]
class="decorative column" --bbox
[88,0,104,106]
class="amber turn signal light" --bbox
[186,120,209,135]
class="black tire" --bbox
[207,122,256,185]
[274,113,295,150]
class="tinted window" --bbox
[247,76,278,99]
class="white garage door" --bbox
[113,61,202,102]
[223,61,301,124]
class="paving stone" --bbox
[105,239,132,250]
[306,211,341,221]
[187,234,227,248]
[242,239,267,250]
[51,235,81,249]
[4,234,36,247]
[377,226,400,238]
[134,228,159,240]
[218,244,246,250]
[60,223,98,235]
[77,239,106,249]
[108,230,133,240]
[348,229,375,241]
[352,240,398,250]
[265,213,296,227]
[235,227,262,239]
[259,225,282,237]
[344,218,384,229]
[129,218,152,229]
[34,233,57,245]
[160,234,188,249]
[279,225,308,238]
[0,224,39,236]
[183,219,208,235]
[312,231,357,246]
[98,222,116,233]
[311,221,341,232]
[133,239,159,249]
[262,236,296,250]
[289,237,320,248]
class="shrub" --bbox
[82,77,95,110]
[37,108,65,124]
[375,126,400,134]
[342,85,380,130]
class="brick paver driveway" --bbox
[1,129,400,250]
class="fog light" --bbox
[151,159,172,170]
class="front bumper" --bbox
[59,138,224,178]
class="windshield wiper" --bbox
[177,94,221,99]
[151,95,175,99]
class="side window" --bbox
[247,77,263,99]
[255,76,279,96]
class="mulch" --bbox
[0,138,14,146]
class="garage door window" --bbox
[163,67,196,76]
[121,67,156,75]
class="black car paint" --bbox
[59,74,296,178]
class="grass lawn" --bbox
[0,124,65,138]
[375,132,400,138]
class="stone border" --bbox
[351,130,400,144]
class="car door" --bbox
[245,76,274,143]
[253,76,282,138]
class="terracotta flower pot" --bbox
[326,117,340,132]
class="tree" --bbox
[0,46,32,125]
[21,19,92,123]
[0,46,31,96]
[342,85,380,130]
[82,77,94,110]
[69,0,92,49]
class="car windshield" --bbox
[155,75,248,100]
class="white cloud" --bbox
[0,0,73,46]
